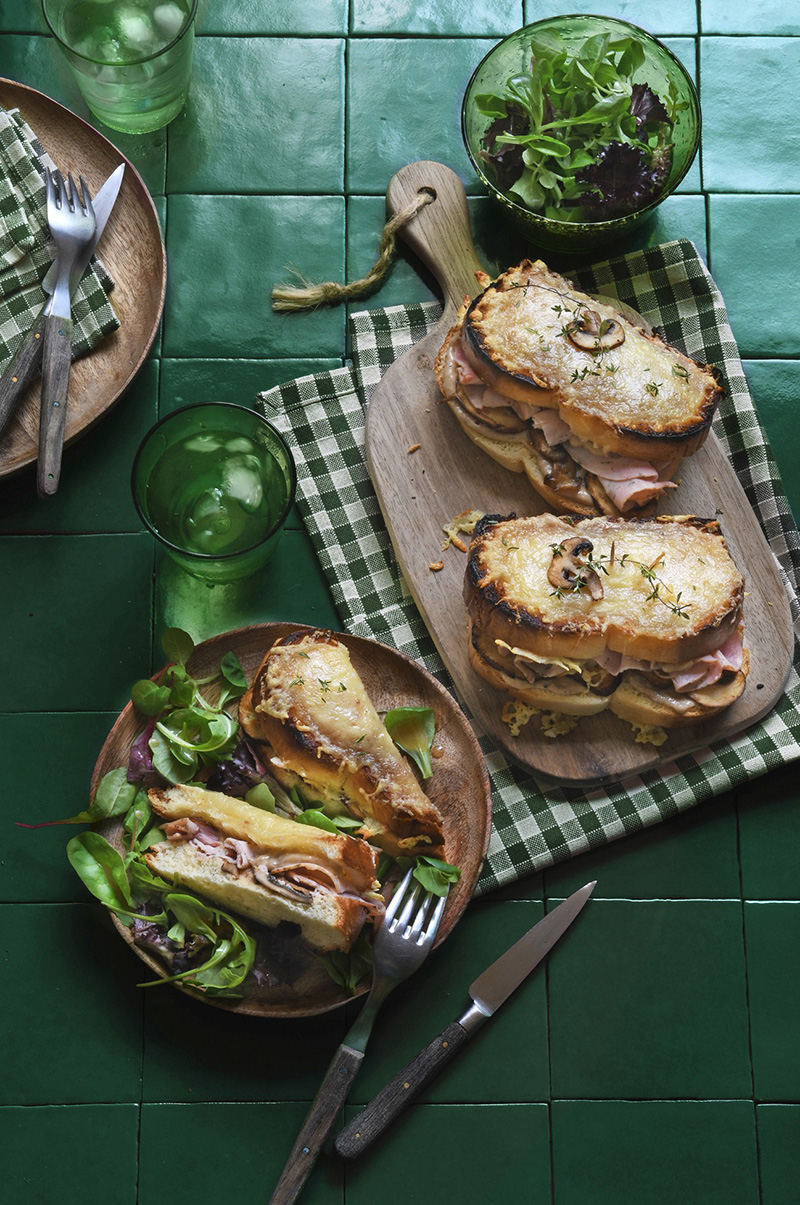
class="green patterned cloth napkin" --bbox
[257,239,800,896]
[0,105,118,376]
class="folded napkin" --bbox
[0,105,118,376]
[257,239,800,896]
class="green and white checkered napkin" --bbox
[0,105,118,376]
[257,239,800,895]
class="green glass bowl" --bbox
[461,15,700,254]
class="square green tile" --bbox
[742,360,800,521]
[154,528,340,645]
[0,1105,138,1205]
[757,1105,800,1205]
[344,1103,550,1205]
[167,38,344,194]
[143,984,346,1102]
[545,791,740,901]
[663,37,701,193]
[159,358,341,418]
[0,3,47,33]
[708,196,800,358]
[1,712,116,903]
[0,360,158,534]
[548,900,751,1098]
[138,1103,342,1205]
[702,2,800,34]
[745,901,800,1100]
[0,533,153,711]
[347,38,497,194]
[0,904,143,1104]
[702,39,800,191]
[163,195,345,357]
[353,0,523,35]
[196,0,347,34]
[524,0,698,34]
[738,763,800,901]
[551,1101,758,1205]
[352,901,550,1104]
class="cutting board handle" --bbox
[386,161,485,316]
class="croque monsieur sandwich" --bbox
[146,784,382,952]
[239,630,445,858]
[465,513,748,729]
[435,260,723,518]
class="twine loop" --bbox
[271,188,435,313]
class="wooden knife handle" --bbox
[0,312,46,439]
[385,161,484,316]
[269,1043,364,1205]
[335,1020,472,1160]
[37,313,73,497]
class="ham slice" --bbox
[566,442,678,511]
[595,628,745,693]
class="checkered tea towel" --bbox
[0,105,118,376]
[257,239,800,896]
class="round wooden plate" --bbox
[90,623,493,1018]
[0,77,165,479]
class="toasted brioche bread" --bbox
[435,260,723,519]
[240,630,445,858]
[145,785,381,953]
[465,513,747,730]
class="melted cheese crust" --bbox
[472,514,744,663]
[468,261,717,440]
[241,632,445,856]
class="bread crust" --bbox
[148,783,379,893]
[466,513,744,665]
[239,630,445,858]
[462,260,722,462]
[145,841,368,952]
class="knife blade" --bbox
[334,880,596,1161]
[42,162,125,300]
[0,163,124,440]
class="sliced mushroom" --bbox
[566,308,625,352]
[547,536,605,599]
[252,860,314,902]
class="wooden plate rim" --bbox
[0,76,166,478]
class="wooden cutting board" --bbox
[365,160,795,786]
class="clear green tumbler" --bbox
[42,0,198,134]
[132,404,297,583]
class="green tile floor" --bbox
[1,2,798,1202]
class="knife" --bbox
[0,162,125,441]
[334,880,596,1160]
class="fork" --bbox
[269,869,448,1205]
[37,169,96,497]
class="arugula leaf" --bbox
[318,930,373,995]
[161,627,195,666]
[295,808,339,835]
[383,706,436,778]
[412,856,462,897]
[245,783,276,812]
[131,679,171,718]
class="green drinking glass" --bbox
[41,0,198,134]
[132,403,297,584]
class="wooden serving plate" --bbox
[91,622,492,1018]
[365,161,794,786]
[0,78,165,478]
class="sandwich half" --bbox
[145,784,382,952]
[239,630,445,858]
[465,513,748,729]
[435,259,723,518]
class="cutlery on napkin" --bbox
[335,881,595,1160]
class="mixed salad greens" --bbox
[52,628,459,1000]
[475,29,687,222]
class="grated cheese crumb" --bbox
[501,700,538,736]
[631,723,668,746]
[429,561,444,572]
[540,711,579,739]
[441,508,485,553]
[407,443,421,453]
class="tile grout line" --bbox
[735,792,764,1203]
